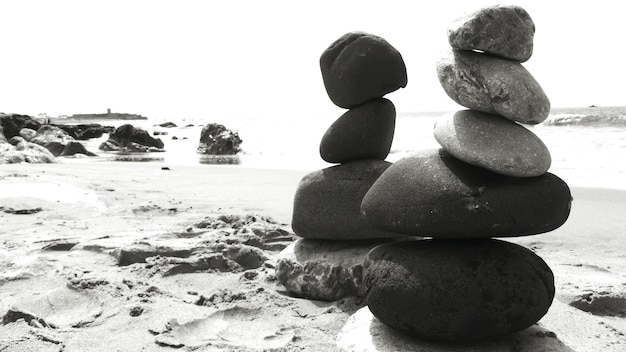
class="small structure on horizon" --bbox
[69,108,147,120]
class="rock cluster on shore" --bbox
[358,4,573,343]
[99,124,165,153]
[276,31,409,301]
[196,123,243,164]
[197,123,242,155]
[0,114,103,163]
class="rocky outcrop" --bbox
[0,115,100,159]
[0,114,41,139]
[1,136,56,163]
[29,125,74,145]
[54,124,115,140]
[197,123,242,155]
[0,119,55,164]
[157,122,177,128]
[60,141,97,157]
[99,124,165,152]
[16,125,98,158]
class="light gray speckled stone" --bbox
[448,5,535,62]
[276,238,398,301]
[437,49,550,125]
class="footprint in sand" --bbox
[569,291,626,317]
[154,306,295,350]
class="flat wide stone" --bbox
[361,149,571,238]
[433,110,551,177]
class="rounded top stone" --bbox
[448,5,535,62]
[320,32,407,108]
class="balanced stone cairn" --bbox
[359,5,573,342]
[275,32,409,301]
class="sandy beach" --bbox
[0,161,625,351]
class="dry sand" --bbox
[0,161,624,351]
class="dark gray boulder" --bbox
[320,32,407,108]
[320,98,396,163]
[364,239,555,342]
[361,149,572,238]
[100,124,165,152]
[197,123,242,155]
[0,114,41,139]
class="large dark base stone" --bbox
[364,239,555,342]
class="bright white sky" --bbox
[1,0,622,121]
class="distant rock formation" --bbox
[54,124,115,140]
[0,114,101,162]
[197,123,242,155]
[99,124,165,152]
[2,136,55,163]
[157,122,177,128]
[0,114,41,139]
[29,125,74,146]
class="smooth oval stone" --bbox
[320,32,407,108]
[437,49,550,125]
[292,160,405,240]
[275,238,396,301]
[364,239,555,342]
[433,110,551,177]
[448,5,535,62]
[361,149,571,238]
[320,98,396,163]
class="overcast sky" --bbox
[1,1,622,121]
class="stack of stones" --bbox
[276,32,409,301]
[359,5,573,342]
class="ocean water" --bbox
[73,106,626,190]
